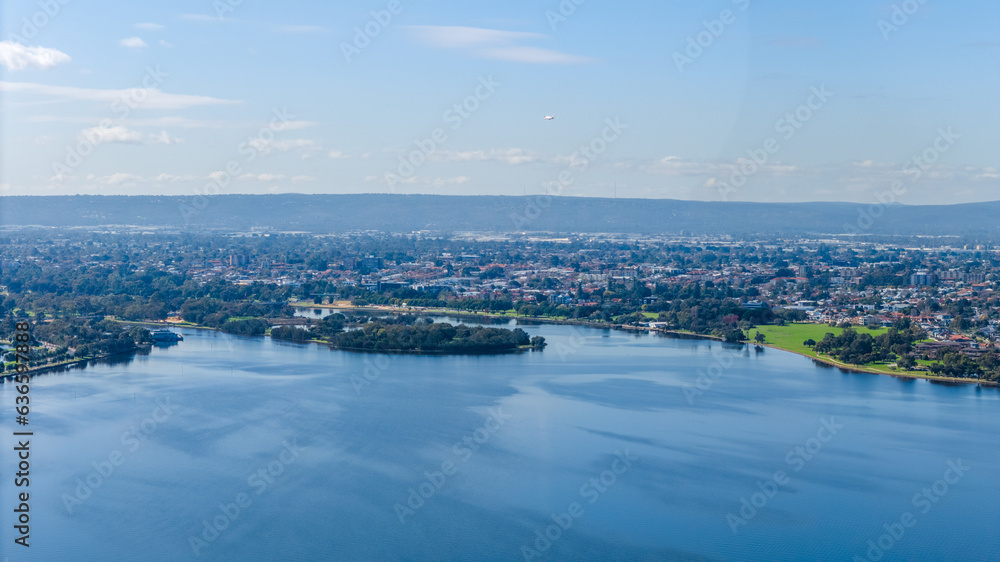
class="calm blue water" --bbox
[2,322,998,561]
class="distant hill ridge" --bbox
[0,194,995,237]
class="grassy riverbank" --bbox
[749,324,995,386]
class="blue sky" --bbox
[1,0,998,203]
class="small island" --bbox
[272,316,545,354]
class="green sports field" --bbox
[751,323,888,359]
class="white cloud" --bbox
[134,23,165,30]
[23,116,235,129]
[78,125,144,144]
[281,120,318,130]
[0,41,71,70]
[148,130,182,144]
[159,40,174,48]
[328,149,370,160]
[406,26,544,48]
[433,148,540,165]
[646,156,722,176]
[249,138,320,156]
[129,116,229,128]
[238,173,286,181]
[431,176,471,187]
[291,175,315,183]
[405,25,593,65]
[972,167,1000,180]
[480,46,595,64]
[0,81,240,109]
[120,37,148,49]
[75,125,182,145]
[646,155,797,178]
[20,115,248,129]
[152,173,195,182]
[102,173,142,185]
[181,14,222,22]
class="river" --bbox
[2,321,997,560]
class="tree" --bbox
[480,266,505,280]
[803,338,816,347]
[220,318,268,336]
[271,326,313,342]
[754,332,766,344]
[897,354,916,370]
[724,329,745,343]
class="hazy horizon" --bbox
[2,192,1000,207]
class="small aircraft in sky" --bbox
[544,115,555,120]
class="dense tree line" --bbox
[1,317,150,365]
[812,320,926,365]
[928,348,1000,381]
[270,326,314,342]
[179,297,291,328]
[328,322,543,353]
[219,318,269,337]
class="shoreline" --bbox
[318,343,539,356]
[0,347,147,382]
[292,303,998,387]
[755,342,998,387]
[32,312,996,388]
[118,318,542,356]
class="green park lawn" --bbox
[750,323,983,381]
[751,323,888,360]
